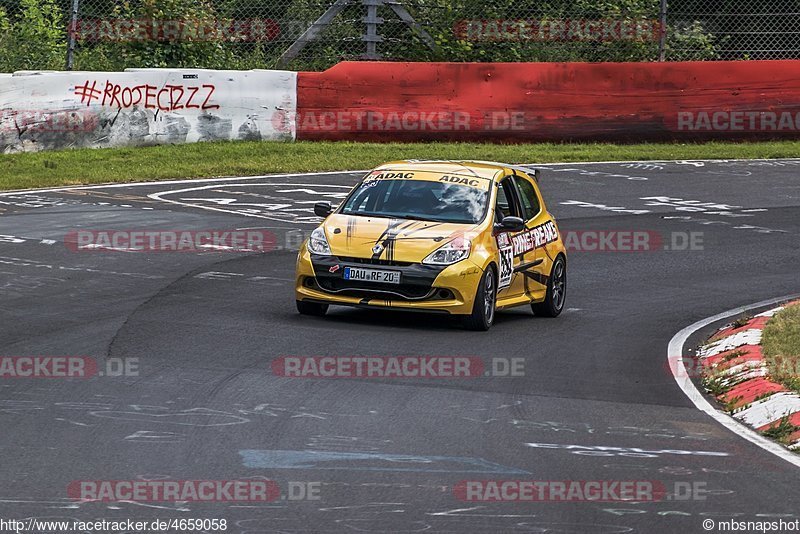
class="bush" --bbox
[74,0,241,70]
[0,0,66,72]
[0,0,731,72]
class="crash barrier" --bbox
[4,60,800,151]
[0,69,296,152]
[296,60,800,142]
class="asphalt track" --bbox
[1,159,799,533]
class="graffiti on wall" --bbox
[73,80,220,111]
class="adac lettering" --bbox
[510,220,559,255]
[367,172,415,180]
[439,175,480,187]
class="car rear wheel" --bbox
[296,300,328,317]
[531,255,566,317]
[463,266,496,331]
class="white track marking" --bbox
[148,182,352,223]
[0,171,367,196]
[668,294,800,469]
[3,158,800,196]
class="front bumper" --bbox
[295,248,483,315]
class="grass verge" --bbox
[762,303,800,392]
[3,140,800,191]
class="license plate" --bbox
[343,266,401,284]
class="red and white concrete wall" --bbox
[4,59,800,152]
[698,302,800,449]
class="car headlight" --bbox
[422,237,471,265]
[307,227,332,256]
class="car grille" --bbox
[338,256,413,267]
[316,277,434,300]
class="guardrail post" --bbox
[362,0,384,59]
[658,0,668,61]
[65,0,80,70]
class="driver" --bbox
[390,181,439,213]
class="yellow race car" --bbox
[295,160,567,330]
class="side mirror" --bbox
[314,201,332,218]
[496,216,525,233]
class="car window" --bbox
[513,176,541,221]
[341,176,490,224]
[495,179,522,222]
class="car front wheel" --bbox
[463,266,496,331]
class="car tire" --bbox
[463,266,496,331]
[531,255,566,318]
[296,300,328,317]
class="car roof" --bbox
[375,160,543,182]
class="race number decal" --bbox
[496,233,513,289]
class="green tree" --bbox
[0,0,66,72]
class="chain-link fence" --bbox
[668,1,800,60]
[0,0,799,72]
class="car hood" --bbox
[323,214,479,263]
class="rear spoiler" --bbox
[509,165,544,182]
[452,160,545,182]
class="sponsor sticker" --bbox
[510,220,559,255]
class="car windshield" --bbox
[340,173,490,224]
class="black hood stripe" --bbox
[372,219,418,260]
